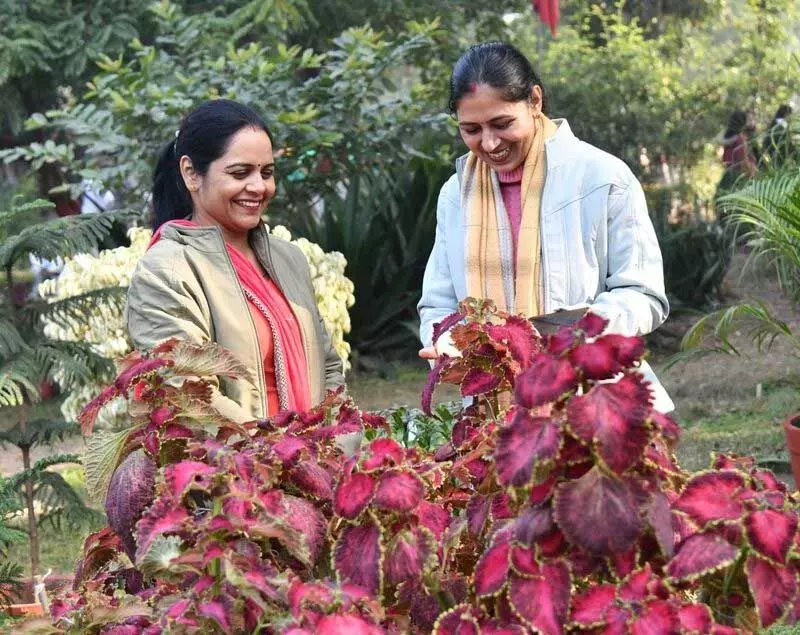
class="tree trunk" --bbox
[20,407,40,577]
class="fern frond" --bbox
[0,317,30,361]
[34,470,102,529]
[27,286,128,330]
[0,353,42,407]
[36,340,116,388]
[0,418,77,451]
[0,196,54,233]
[0,208,135,270]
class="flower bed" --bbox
[40,300,799,633]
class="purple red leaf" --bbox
[570,584,616,627]
[666,534,739,581]
[567,374,653,474]
[746,555,797,628]
[495,409,562,487]
[474,541,511,597]
[745,509,798,565]
[508,560,571,635]
[385,526,437,586]
[333,520,383,596]
[514,354,578,408]
[673,471,746,526]
[570,339,621,380]
[334,472,375,520]
[554,466,643,555]
[461,367,502,397]
[374,470,424,513]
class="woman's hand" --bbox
[418,346,438,360]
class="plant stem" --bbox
[20,406,40,577]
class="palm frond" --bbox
[0,562,24,606]
[718,171,800,302]
[0,208,135,270]
[679,300,800,358]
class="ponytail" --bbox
[152,139,192,230]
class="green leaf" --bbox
[84,427,136,503]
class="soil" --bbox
[0,251,796,476]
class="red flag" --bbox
[532,0,560,36]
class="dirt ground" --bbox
[1,251,796,476]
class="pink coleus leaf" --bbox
[334,519,383,596]
[363,438,405,470]
[422,355,448,415]
[491,492,513,521]
[135,504,190,563]
[474,541,512,597]
[433,311,463,345]
[374,470,424,513]
[673,471,746,526]
[316,614,384,635]
[486,315,542,369]
[630,599,678,635]
[513,506,554,547]
[649,411,680,443]
[508,560,571,635]
[666,533,739,581]
[289,461,333,500]
[115,358,172,393]
[198,600,232,635]
[272,436,310,464]
[647,491,675,559]
[602,333,646,368]
[495,409,562,487]
[283,495,327,567]
[385,525,437,586]
[467,494,490,536]
[567,374,653,474]
[554,466,642,555]
[745,509,798,565]
[746,555,797,628]
[570,339,621,380]
[416,501,450,540]
[515,354,579,408]
[432,604,482,635]
[570,584,616,627]
[577,312,608,337]
[510,545,539,577]
[334,472,376,520]
[677,603,713,634]
[461,367,502,397]
[165,461,217,499]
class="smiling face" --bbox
[180,126,275,241]
[456,83,542,172]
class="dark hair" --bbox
[771,104,793,126]
[152,99,271,230]
[448,42,548,115]
[724,110,747,139]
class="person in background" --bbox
[417,41,673,412]
[763,104,794,169]
[717,110,758,195]
[126,99,344,423]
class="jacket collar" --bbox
[156,220,270,254]
[455,118,579,180]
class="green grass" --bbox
[675,384,800,473]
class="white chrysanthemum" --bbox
[43,224,354,423]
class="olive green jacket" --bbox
[125,222,345,422]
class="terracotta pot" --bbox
[783,412,800,490]
[5,602,44,617]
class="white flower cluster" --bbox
[266,224,355,369]
[40,224,354,423]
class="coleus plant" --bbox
[40,300,799,634]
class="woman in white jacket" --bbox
[417,41,673,411]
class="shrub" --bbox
[41,300,799,633]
